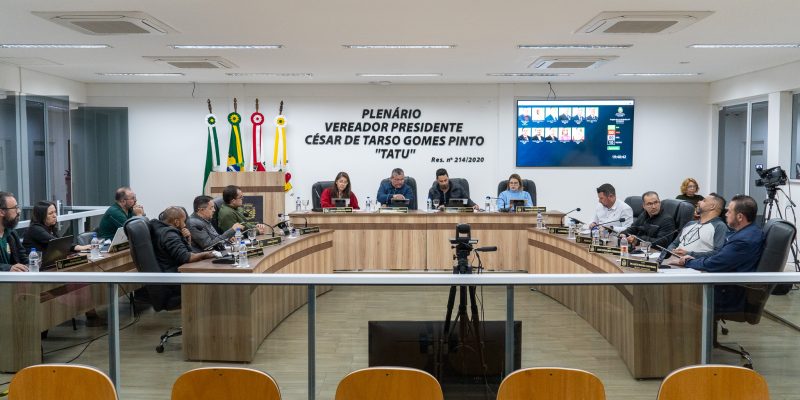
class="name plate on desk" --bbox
[246,247,265,258]
[56,255,89,270]
[548,227,569,235]
[444,207,475,213]
[379,207,408,214]
[518,206,546,213]
[589,244,621,255]
[258,237,282,247]
[109,242,129,253]
[576,236,593,244]
[323,207,353,213]
[620,257,659,272]
[298,226,320,235]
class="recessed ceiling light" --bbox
[616,72,701,76]
[97,73,185,77]
[226,72,313,77]
[0,44,110,49]
[689,44,798,49]
[518,44,632,49]
[344,45,455,49]
[171,45,283,49]
[356,73,442,77]
[487,73,573,77]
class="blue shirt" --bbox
[376,180,416,209]
[686,223,763,273]
[497,190,533,209]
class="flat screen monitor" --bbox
[447,198,468,207]
[41,235,73,270]
[516,99,634,167]
[332,198,350,207]
[390,198,410,208]
[509,199,526,211]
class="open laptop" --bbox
[41,235,74,271]
[447,198,468,207]
[332,198,350,207]
[101,227,128,253]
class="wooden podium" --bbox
[204,172,286,226]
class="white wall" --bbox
[86,82,711,224]
[0,65,87,103]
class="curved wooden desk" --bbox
[527,228,701,379]
[179,230,333,362]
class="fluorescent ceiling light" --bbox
[487,73,573,77]
[98,73,184,77]
[518,44,632,49]
[0,44,110,49]
[226,73,313,77]
[689,44,798,49]
[171,45,283,49]
[344,45,455,49]
[616,72,701,76]
[356,73,442,77]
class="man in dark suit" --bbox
[678,195,764,311]
[0,192,28,272]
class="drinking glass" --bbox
[600,228,609,246]
[303,199,310,211]
[432,199,440,210]
[640,241,652,259]
[247,228,257,248]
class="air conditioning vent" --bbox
[144,56,237,69]
[577,11,713,34]
[529,56,617,69]
[32,11,178,35]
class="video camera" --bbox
[755,164,787,189]
[450,224,478,274]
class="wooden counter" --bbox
[0,250,136,373]
[293,210,535,271]
[527,228,702,379]
[179,230,334,362]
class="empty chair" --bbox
[76,231,96,246]
[312,180,334,209]
[172,367,281,400]
[624,195,643,219]
[657,365,768,400]
[335,367,443,400]
[9,364,118,400]
[497,367,605,400]
[661,198,695,231]
[497,179,537,206]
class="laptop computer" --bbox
[446,198,468,207]
[389,198,410,208]
[101,227,128,253]
[332,198,350,207]
[41,235,74,271]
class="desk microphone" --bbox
[568,217,587,225]
[475,246,497,252]
[564,207,581,216]
[596,217,626,232]
[203,238,227,251]
[292,214,309,228]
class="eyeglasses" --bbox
[1,205,20,211]
[235,195,244,200]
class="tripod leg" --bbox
[443,286,458,337]
[468,285,488,374]
[458,286,469,342]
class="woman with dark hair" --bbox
[23,201,91,253]
[320,172,360,209]
[498,173,533,209]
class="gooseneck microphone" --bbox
[596,217,626,232]
[564,207,581,216]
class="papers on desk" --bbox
[629,251,662,259]
[658,267,701,274]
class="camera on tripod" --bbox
[450,224,478,274]
[755,164,787,189]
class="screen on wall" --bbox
[515,99,634,167]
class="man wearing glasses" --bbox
[620,191,676,248]
[666,193,728,258]
[0,192,28,272]
[96,186,146,240]
[217,185,268,234]
[187,195,244,252]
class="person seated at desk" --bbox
[676,177,704,206]
[217,185,268,234]
[619,191,676,248]
[589,183,633,233]
[0,192,27,272]
[498,173,533,210]
[427,168,477,210]
[187,195,244,252]
[376,167,416,209]
[666,193,728,258]
[96,186,145,240]
[151,207,216,273]
[676,195,764,312]
[23,201,91,253]
[320,171,360,209]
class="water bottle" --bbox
[536,211,544,229]
[238,241,249,268]
[90,233,101,260]
[28,248,40,272]
[234,228,242,244]
[567,219,576,240]
[365,196,372,212]
[427,198,432,211]
[619,235,629,262]
[484,196,491,212]
[591,227,600,246]
[295,196,302,212]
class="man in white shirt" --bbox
[589,183,633,233]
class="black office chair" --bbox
[624,196,644,219]
[715,219,796,368]
[312,181,334,209]
[379,176,417,210]
[77,231,96,246]
[430,177,471,202]
[124,216,182,353]
[496,179,537,206]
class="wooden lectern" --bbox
[204,171,286,226]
